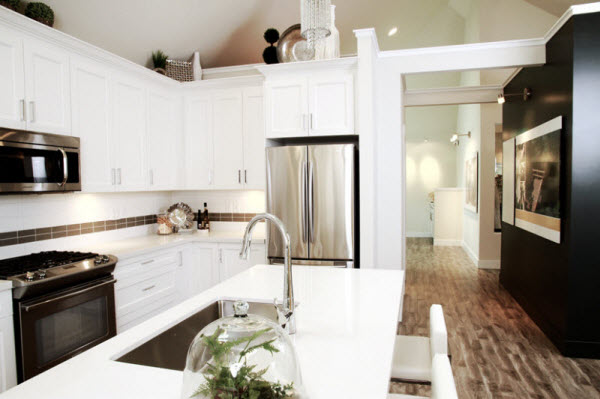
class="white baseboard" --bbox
[406,232,432,238]
[462,241,479,266]
[433,238,462,246]
[478,259,501,269]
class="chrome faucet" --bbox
[240,213,296,334]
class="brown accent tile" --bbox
[35,227,52,235]
[135,220,144,226]
[126,217,137,223]
[105,220,117,228]
[105,224,117,231]
[81,227,93,235]
[93,225,105,233]
[37,233,52,241]
[18,235,36,244]
[18,229,36,237]
[126,219,137,228]
[81,222,93,230]
[66,230,80,237]
[117,223,127,230]
[117,218,127,224]
[67,223,81,231]
[93,221,105,228]
[51,231,67,239]
[136,216,145,222]
[144,215,155,223]
[0,232,17,240]
[221,213,233,221]
[0,238,18,247]
[51,225,66,233]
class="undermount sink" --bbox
[115,299,279,371]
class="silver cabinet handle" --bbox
[302,114,307,130]
[29,101,35,122]
[142,285,156,292]
[209,169,213,185]
[141,259,154,265]
[117,168,122,185]
[308,161,314,243]
[111,168,116,185]
[301,161,308,243]
[219,248,223,263]
[57,148,68,187]
[238,170,241,184]
[149,169,154,185]
[310,113,313,130]
[244,170,247,184]
[20,99,25,121]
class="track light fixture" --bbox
[498,88,532,104]
[450,131,471,146]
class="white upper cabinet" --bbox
[112,75,147,191]
[0,26,25,130]
[147,88,183,190]
[70,57,114,192]
[264,78,308,138]
[242,87,265,189]
[212,89,244,189]
[184,94,213,190]
[308,73,354,136]
[23,37,71,135]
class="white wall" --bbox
[405,106,458,237]
[170,190,266,214]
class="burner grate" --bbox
[0,251,99,279]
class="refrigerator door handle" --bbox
[301,162,308,243]
[308,161,314,243]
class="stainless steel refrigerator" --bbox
[266,144,356,267]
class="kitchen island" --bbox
[0,265,404,399]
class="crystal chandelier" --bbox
[301,0,332,50]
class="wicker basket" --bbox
[165,59,194,82]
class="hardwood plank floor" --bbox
[390,238,600,398]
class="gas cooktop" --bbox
[0,251,117,299]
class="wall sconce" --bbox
[450,131,470,146]
[498,88,532,104]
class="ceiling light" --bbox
[388,27,398,36]
[498,88,532,104]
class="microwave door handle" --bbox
[23,278,115,312]
[57,148,68,187]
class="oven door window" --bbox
[34,297,108,366]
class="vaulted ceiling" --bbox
[38,0,589,69]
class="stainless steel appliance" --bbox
[0,128,81,194]
[0,251,117,381]
[266,144,356,267]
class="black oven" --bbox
[15,276,116,381]
[0,128,81,194]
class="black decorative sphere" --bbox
[262,45,279,64]
[264,28,280,45]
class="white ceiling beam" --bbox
[404,85,503,107]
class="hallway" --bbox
[390,238,600,398]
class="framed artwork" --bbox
[464,152,478,213]
[502,138,515,225]
[515,116,562,243]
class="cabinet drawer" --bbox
[115,250,181,287]
[117,291,178,333]
[115,269,176,317]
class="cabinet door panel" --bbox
[242,87,265,189]
[309,74,354,136]
[112,77,146,191]
[147,89,182,190]
[184,95,213,189]
[220,244,265,282]
[0,27,25,130]
[0,316,17,392]
[212,90,243,189]
[180,244,218,299]
[71,58,113,192]
[23,38,71,134]
[265,79,308,138]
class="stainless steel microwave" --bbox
[0,128,81,194]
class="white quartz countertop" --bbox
[1,265,403,399]
[87,230,266,261]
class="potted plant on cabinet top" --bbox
[24,2,54,27]
[0,0,21,12]
[152,50,168,75]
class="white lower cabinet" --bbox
[114,241,265,333]
[0,291,16,393]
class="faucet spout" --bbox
[240,213,295,334]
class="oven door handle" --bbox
[23,279,115,312]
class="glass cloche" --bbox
[181,301,304,399]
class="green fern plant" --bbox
[0,0,21,12]
[152,50,168,70]
[192,327,294,399]
[24,2,54,27]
